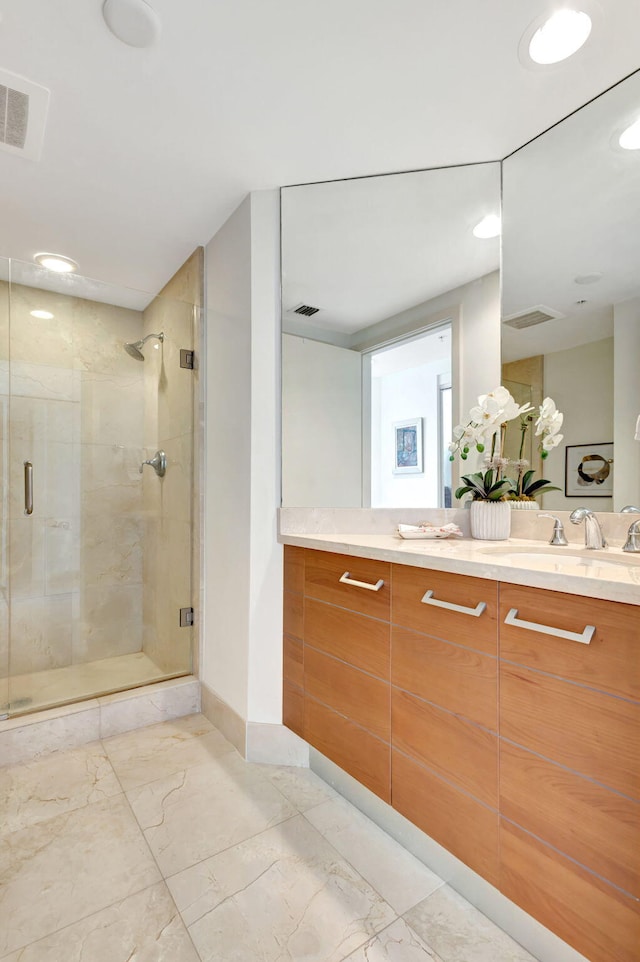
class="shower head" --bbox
[124,331,164,361]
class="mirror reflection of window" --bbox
[439,380,453,507]
[368,324,452,508]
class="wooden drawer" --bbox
[392,625,497,731]
[304,550,390,621]
[392,688,498,808]
[306,597,390,679]
[500,740,640,898]
[305,647,390,742]
[283,634,303,691]
[393,749,499,887]
[500,819,640,962]
[284,545,305,595]
[501,663,640,800]
[305,697,390,801]
[392,565,498,655]
[283,589,303,640]
[283,681,304,738]
[500,584,640,703]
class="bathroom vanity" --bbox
[281,532,640,962]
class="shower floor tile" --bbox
[3,651,169,715]
[0,713,544,962]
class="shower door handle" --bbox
[24,461,33,516]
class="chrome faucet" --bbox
[620,507,640,552]
[569,507,607,549]
[537,513,568,545]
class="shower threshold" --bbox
[1,651,185,718]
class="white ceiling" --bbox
[1,0,639,301]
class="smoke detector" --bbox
[0,69,49,161]
[502,305,564,330]
[102,0,161,48]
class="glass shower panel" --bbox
[5,260,195,716]
[0,258,9,713]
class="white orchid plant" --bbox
[449,386,564,502]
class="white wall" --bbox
[282,335,362,507]
[203,190,282,725]
[371,358,449,507]
[614,297,640,509]
[542,337,614,513]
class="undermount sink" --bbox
[479,545,640,571]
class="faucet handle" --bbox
[538,513,569,546]
[621,505,640,514]
[623,519,640,553]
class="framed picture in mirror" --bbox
[565,442,614,497]
[393,418,423,475]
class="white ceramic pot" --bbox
[470,500,512,540]
[509,500,539,510]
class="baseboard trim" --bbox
[200,683,247,756]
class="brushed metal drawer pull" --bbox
[421,590,486,617]
[339,571,384,592]
[505,608,595,645]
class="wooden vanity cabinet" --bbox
[282,546,305,738]
[288,548,392,802]
[498,583,640,962]
[282,547,640,962]
[390,564,500,885]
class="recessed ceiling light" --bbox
[34,252,78,273]
[102,0,161,48]
[528,9,592,64]
[619,118,640,150]
[519,7,596,69]
[472,214,501,239]
[30,309,55,319]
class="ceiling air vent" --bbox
[293,303,320,317]
[0,70,50,161]
[503,305,564,330]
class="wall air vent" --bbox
[503,305,564,330]
[0,70,50,161]
[293,303,320,317]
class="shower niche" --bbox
[0,252,201,717]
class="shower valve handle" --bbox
[139,450,167,478]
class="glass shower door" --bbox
[0,258,9,713]
[3,259,196,717]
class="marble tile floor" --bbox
[0,712,541,962]
[1,651,172,717]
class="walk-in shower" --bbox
[0,254,200,718]
[124,330,165,361]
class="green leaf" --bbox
[525,483,561,496]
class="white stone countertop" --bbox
[278,531,640,606]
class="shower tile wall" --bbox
[1,281,146,679]
[141,249,201,675]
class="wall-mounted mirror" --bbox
[502,69,640,513]
[281,163,501,507]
